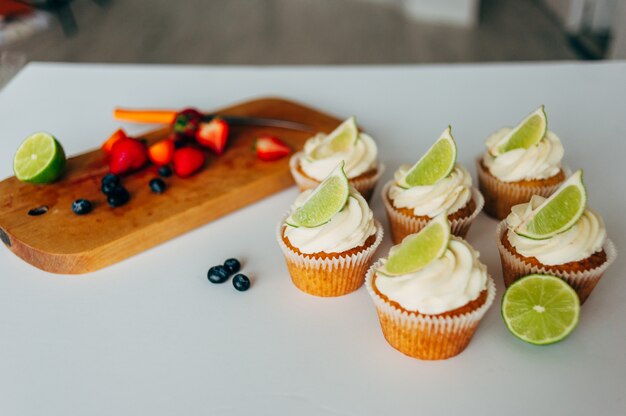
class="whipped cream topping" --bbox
[284,187,377,254]
[300,132,378,181]
[506,196,607,265]
[388,164,473,217]
[375,238,488,315]
[483,128,564,182]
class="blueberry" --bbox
[207,265,229,284]
[101,181,121,195]
[107,187,130,207]
[149,178,166,194]
[232,274,250,292]
[72,199,92,215]
[157,165,173,177]
[224,258,241,275]
[101,173,119,186]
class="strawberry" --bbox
[254,136,291,161]
[102,128,128,155]
[173,108,202,137]
[173,147,205,177]
[148,139,175,166]
[109,138,148,175]
[196,118,229,155]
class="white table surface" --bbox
[0,62,624,415]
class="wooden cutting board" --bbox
[0,97,342,274]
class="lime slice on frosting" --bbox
[397,126,457,188]
[502,274,580,345]
[286,161,350,228]
[311,116,358,160]
[377,213,450,277]
[13,132,66,184]
[494,106,547,156]
[515,170,586,240]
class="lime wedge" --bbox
[495,106,547,155]
[13,132,66,184]
[311,117,358,159]
[515,170,586,240]
[502,274,580,345]
[397,126,457,188]
[377,213,450,276]
[286,162,349,228]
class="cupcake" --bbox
[366,214,496,360]
[277,162,383,297]
[477,106,566,220]
[496,171,616,304]
[383,126,484,243]
[289,116,383,201]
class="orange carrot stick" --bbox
[113,108,178,124]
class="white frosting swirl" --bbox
[506,196,607,265]
[483,128,564,182]
[300,133,378,181]
[284,187,377,254]
[375,238,488,315]
[388,165,472,217]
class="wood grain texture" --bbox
[0,97,341,274]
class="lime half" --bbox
[377,213,450,276]
[286,161,349,228]
[515,170,586,240]
[13,132,66,184]
[311,117,358,159]
[398,126,457,188]
[495,106,547,156]
[502,274,580,345]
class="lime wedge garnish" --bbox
[515,170,586,240]
[397,126,457,188]
[13,132,66,184]
[286,162,349,228]
[501,274,580,345]
[377,213,450,276]
[494,106,547,156]
[311,117,358,159]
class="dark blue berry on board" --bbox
[72,199,92,215]
[101,173,119,186]
[149,178,166,194]
[232,274,250,292]
[224,258,241,275]
[157,165,173,177]
[208,265,229,284]
[107,187,130,207]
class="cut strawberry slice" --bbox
[109,138,148,175]
[196,118,229,155]
[173,147,205,177]
[102,128,128,155]
[255,136,291,161]
[148,139,175,166]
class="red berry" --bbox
[102,128,128,155]
[148,139,175,166]
[109,138,148,175]
[255,136,291,161]
[173,147,205,177]
[196,118,229,155]
[173,108,202,137]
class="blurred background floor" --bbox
[2,0,579,66]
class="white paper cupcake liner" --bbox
[476,158,567,220]
[495,220,617,304]
[276,216,384,297]
[289,152,385,201]
[365,259,496,360]
[382,180,485,243]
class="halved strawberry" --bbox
[102,128,128,155]
[196,118,229,155]
[173,147,205,177]
[148,139,175,166]
[109,138,148,175]
[255,136,291,161]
